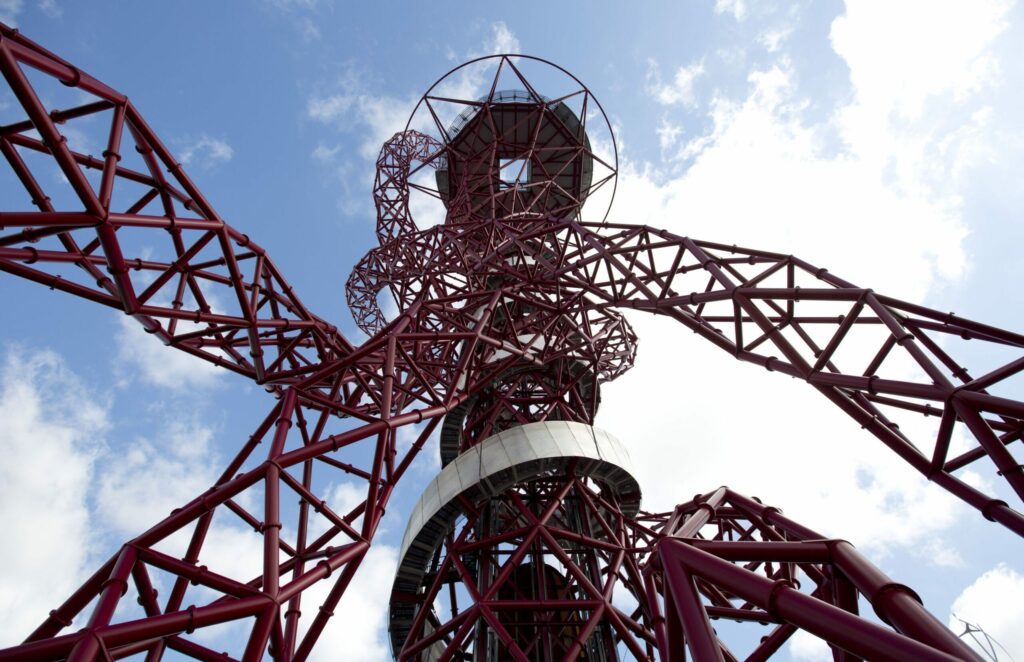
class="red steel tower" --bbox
[0,25,1019,661]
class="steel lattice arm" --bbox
[643,487,981,661]
[0,25,352,387]
[564,221,1024,534]
[345,215,1024,535]
[3,285,620,660]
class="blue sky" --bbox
[0,1,1022,659]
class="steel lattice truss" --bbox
[351,214,1024,534]
[396,484,981,661]
[0,24,1018,661]
[644,488,980,661]
[393,472,643,660]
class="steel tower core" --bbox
[0,26,1020,661]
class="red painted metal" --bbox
[394,474,637,660]
[644,488,982,661]
[0,25,1016,660]
[394,484,982,661]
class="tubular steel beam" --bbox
[645,488,981,662]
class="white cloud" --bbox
[114,315,222,391]
[0,0,23,25]
[0,348,107,643]
[179,135,234,168]
[0,345,264,649]
[263,0,329,42]
[832,0,1009,122]
[306,80,414,162]
[37,0,60,18]
[265,0,331,10]
[298,16,321,41]
[646,59,705,108]
[714,0,747,21]
[312,143,340,162]
[305,543,398,662]
[94,419,217,535]
[758,27,793,53]
[656,117,684,151]
[598,0,1010,558]
[488,21,520,55]
[789,630,832,660]
[308,93,355,124]
[327,480,366,517]
[920,538,965,568]
[938,106,999,184]
[949,564,1024,659]
[641,59,966,290]
[829,0,1010,210]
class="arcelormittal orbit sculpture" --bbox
[0,24,1019,661]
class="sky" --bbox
[0,1,1022,660]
